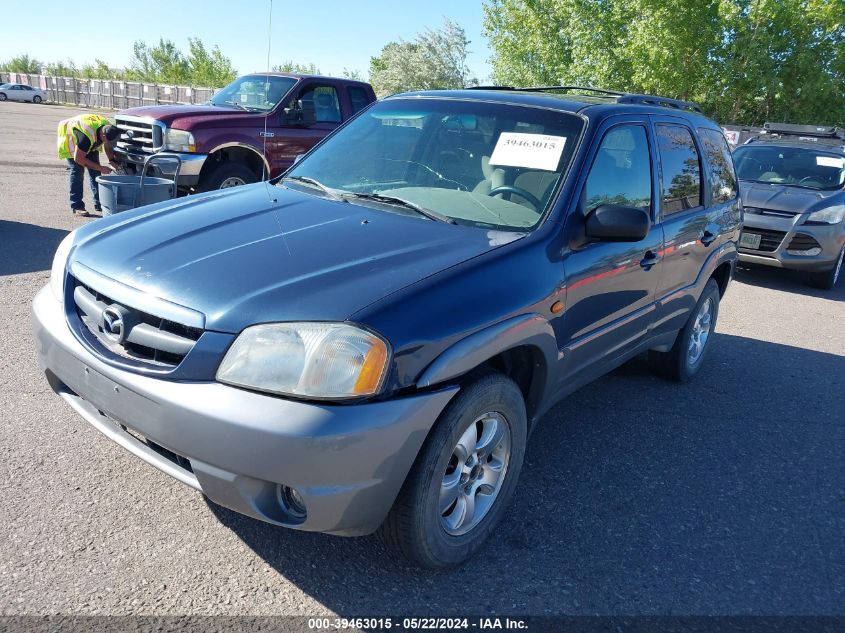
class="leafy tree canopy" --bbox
[483,0,845,126]
[369,18,477,96]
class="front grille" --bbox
[744,207,799,218]
[72,279,202,368]
[742,227,787,252]
[115,116,162,155]
[787,233,821,251]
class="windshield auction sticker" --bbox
[489,133,567,171]
[817,156,844,168]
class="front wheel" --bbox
[380,372,527,568]
[198,161,258,191]
[808,246,844,290]
[649,278,721,382]
[32,95,42,104]
[0,93,7,102]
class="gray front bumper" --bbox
[32,285,457,536]
[738,213,845,271]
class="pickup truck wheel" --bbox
[649,279,720,383]
[380,372,526,568]
[808,246,844,290]
[198,162,258,191]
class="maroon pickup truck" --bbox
[113,73,376,192]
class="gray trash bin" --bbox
[96,155,182,216]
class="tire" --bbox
[649,279,720,382]
[0,93,7,102]
[380,372,527,568]
[198,161,258,191]
[32,95,42,104]
[808,246,844,290]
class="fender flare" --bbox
[206,142,271,177]
[416,314,559,413]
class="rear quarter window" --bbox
[698,128,738,204]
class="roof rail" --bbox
[763,122,845,140]
[616,94,703,113]
[466,85,702,113]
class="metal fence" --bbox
[0,72,216,110]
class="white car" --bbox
[0,83,46,103]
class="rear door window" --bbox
[698,128,738,203]
[655,124,702,215]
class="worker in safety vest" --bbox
[57,114,120,216]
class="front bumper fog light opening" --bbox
[277,485,307,520]
[787,247,823,256]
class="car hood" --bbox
[118,104,261,129]
[70,183,507,333]
[740,181,843,215]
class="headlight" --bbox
[805,205,845,225]
[163,128,196,152]
[50,231,77,303]
[217,323,390,399]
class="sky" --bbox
[2,0,493,82]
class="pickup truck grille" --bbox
[71,278,202,368]
[115,115,163,155]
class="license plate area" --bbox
[740,232,761,249]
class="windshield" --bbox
[733,144,845,190]
[208,75,297,112]
[283,97,584,230]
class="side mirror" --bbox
[584,204,651,242]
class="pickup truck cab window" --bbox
[656,124,703,214]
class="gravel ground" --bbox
[0,101,843,617]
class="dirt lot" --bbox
[0,101,843,617]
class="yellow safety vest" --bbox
[57,114,110,160]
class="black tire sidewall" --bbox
[405,374,527,567]
[199,162,258,191]
[810,246,844,290]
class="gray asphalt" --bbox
[0,101,843,616]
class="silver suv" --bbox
[735,123,845,289]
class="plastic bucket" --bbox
[96,175,175,216]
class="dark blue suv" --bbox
[34,87,741,567]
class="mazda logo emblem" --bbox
[102,306,127,344]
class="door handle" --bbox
[639,251,662,270]
[700,230,717,246]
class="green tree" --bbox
[273,61,321,74]
[483,0,845,126]
[1,53,42,73]
[45,59,78,77]
[81,58,119,80]
[342,67,364,81]
[187,38,237,87]
[369,18,477,96]
[126,39,190,84]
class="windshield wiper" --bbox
[281,176,346,201]
[221,100,250,111]
[345,192,457,224]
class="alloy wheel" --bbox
[439,411,511,536]
[688,296,713,365]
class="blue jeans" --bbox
[66,154,101,211]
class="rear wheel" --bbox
[380,372,527,568]
[198,161,258,191]
[649,279,720,382]
[32,95,42,104]
[808,246,844,290]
